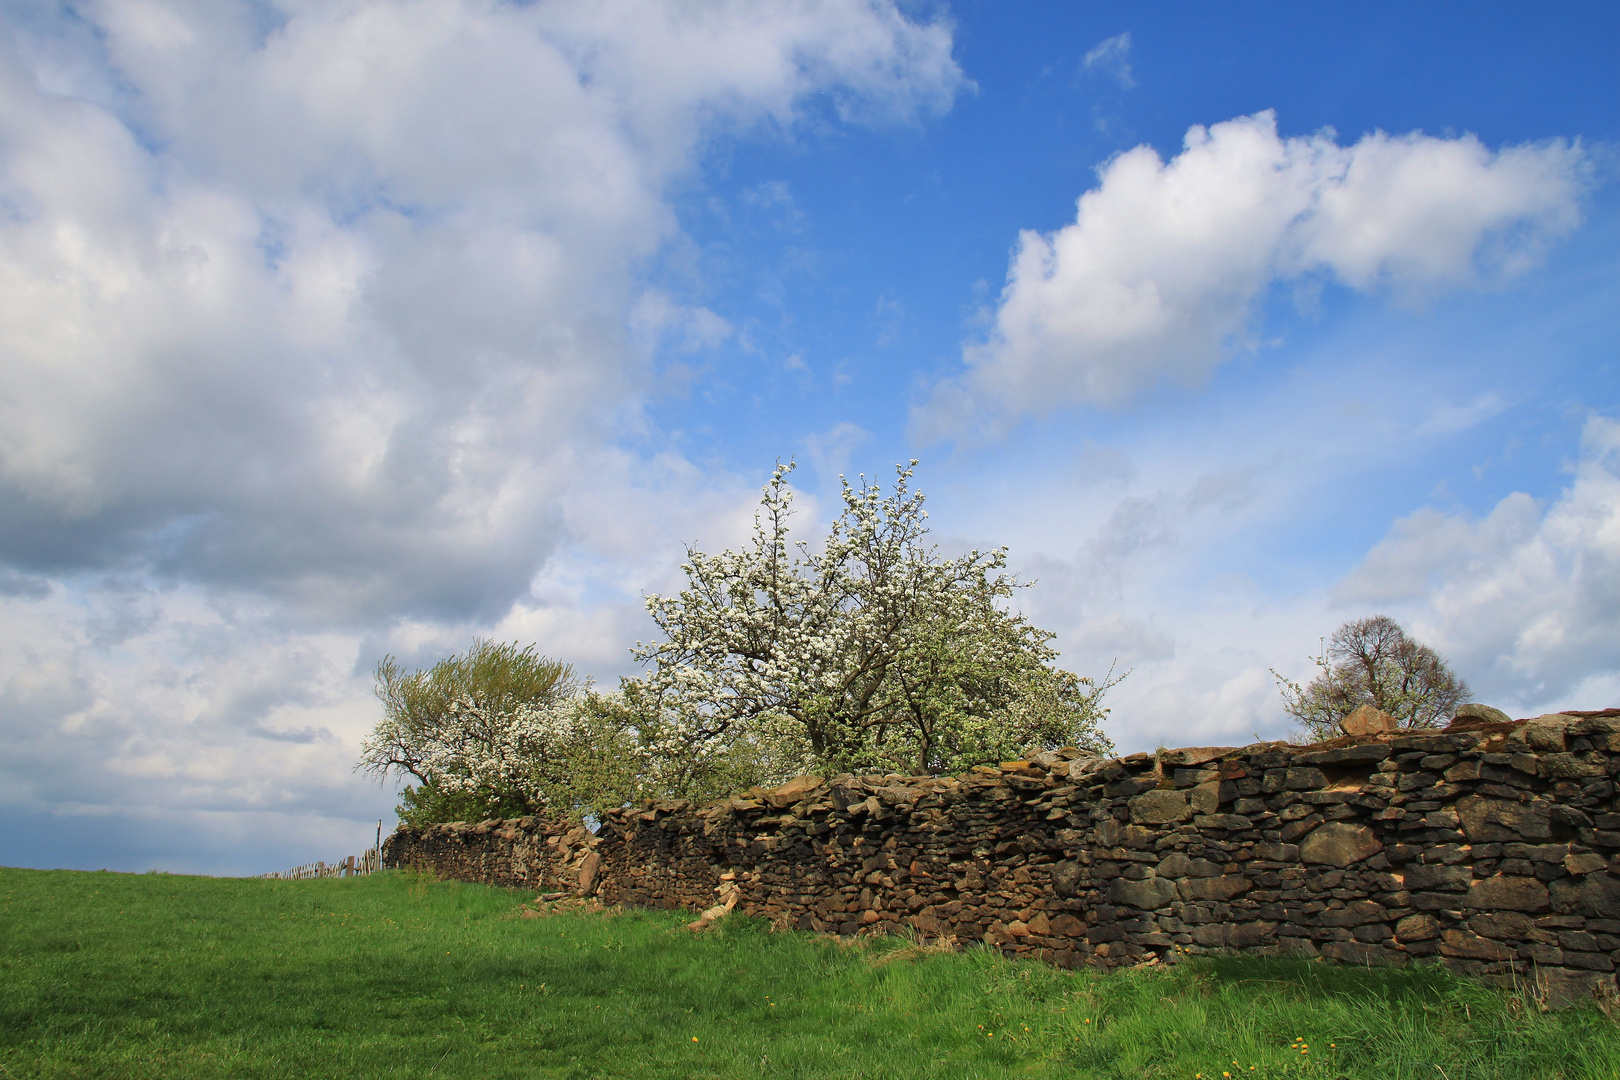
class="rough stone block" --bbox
[1469,911,1533,939]
[1108,876,1178,910]
[1295,744,1392,766]
[1341,705,1399,736]
[1300,822,1383,867]
[1550,875,1620,919]
[1403,863,1472,891]
[1457,796,1553,843]
[1188,782,1222,815]
[1438,929,1518,961]
[1157,852,1221,878]
[1129,789,1192,824]
[1179,875,1252,902]
[1395,913,1440,941]
[1467,874,1551,912]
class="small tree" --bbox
[358,640,642,826]
[1272,615,1470,742]
[632,461,1117,779]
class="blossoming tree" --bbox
[633,461,1117,778]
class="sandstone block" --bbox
[1049,913,1086,936]
[766,775,825,807]
[1467,874,1550,912]
[1129,789,1192,825]
[578,851,602,893]
[1342,705,1399,736]
[1300,822,1383,867]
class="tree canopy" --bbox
[634,461,1116,778]
[1272,615,1471,742]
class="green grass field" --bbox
[2,867,1617,1079]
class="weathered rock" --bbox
[1439,929,1517,961]
[1049,913,1086,936]
[578,851,602,893]
[1157,853,1221,878]
[1565,852,1609,876]
[1403,863,1472,891]
[1469,911,1533,939]
[1300,822,1382,867]
[1179,875,1252,901]
[1295,744,1392,766]
[1452,703,1513,726]
[1129,789,1192,825]
[1341,704,1399,736]
[1157,747,1231,768]
[1467,874,1551,912]
[1457,795,1553,842]
[1536,968,1619,1010]
[1550,875,1620,919]
[1188,782,1222,815]
[1539,754,1607,780]
[767,775,825,807]
[1109,876,1179,910]
[1051,861,1083,896]
[1525,714,1579,752]
[1395,913,1440,941]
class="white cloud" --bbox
[915,111,1585,440]
[1082,32,1133,89]
[0,0,962,869]
[1338,415,1620,709]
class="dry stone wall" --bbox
[383,710,1620,1007]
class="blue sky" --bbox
[1,1,1616,875]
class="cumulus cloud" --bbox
[0,0,962,868]
[1338,415,1620,708]
[915,111,1585,439]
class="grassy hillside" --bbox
[1,867,1616,1079]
